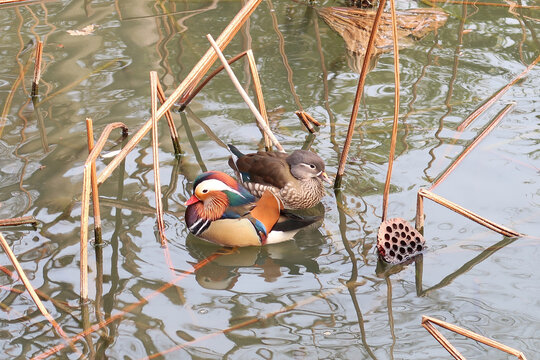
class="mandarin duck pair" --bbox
[185,147,331,247]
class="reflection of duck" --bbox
[228,145,331,209]
[185,171,322,246]
[185,233,324,290]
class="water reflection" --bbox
[185,224,325,290]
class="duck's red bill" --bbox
[184,195,200,206]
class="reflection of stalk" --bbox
[381,0,400,222]
[34,251,227,359]
[180,112,207,172]
[418,236,517,296]
[335,0,387,188]
[335,189,377,360]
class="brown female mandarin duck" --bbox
[185,171,321,247]
[228,145,331,209]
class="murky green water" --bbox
[0,0,538,358]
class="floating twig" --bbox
[80,122,128,301]
[206,34,285,152]
[457,53,540,131]
[381,0,401,222]
[334,0,387,188]
[0,233,73,348]
[150,71,167,246]
[422,316,528,360]
[85,118,102,245]
[0,216,37,227]
[416,188,521,237]
[97,0,263,186]
[31,39,43,97]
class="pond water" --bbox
[0,0,538,358]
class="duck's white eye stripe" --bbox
[197,179,245,197]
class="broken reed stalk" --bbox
[179,49,272,149]
[0,216,37,227]
[33,251,226,360]
[150,71,167,246]
[31,40,43,97]
[296,111,315,133]
[335,0,387,188]
[97,0,263,186]
[206,34,285,152]
[422,316,528,360]
[80,122,128,301]
[143,286,345,359]
[0,233,73,346]
[85,118,102,244]
[246,49,272,150]
[431,103,515,190]
[381,0,400,222]
[457,53,540,131]
[155,80,182,155]
[178,50,248,111]
[267,0,302,111]
[415,188,521,237]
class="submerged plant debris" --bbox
[318,7,448,54]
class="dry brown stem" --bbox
[0,216,37,227]
[31,40,43,97]
[85,118,102,244]
[417,188,521,237]
[97,0,263,186]
[431,103,514,190]
[457,53,540,131]
[0,233,74,349]
[206,34,284,152]
[155,80,182,155]
[296,111,315,133]
[150,71,167,246]
[246,49,272,150]
[381,0,401,222]
[422,316,528,360]
[178,50,248,110]
[80,122,128,301]
[335,0,387,188]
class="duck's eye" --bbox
[202,189,209,194]
[309,164,316,169]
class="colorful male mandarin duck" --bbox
[185,171,321,247]
[228,145,331,209]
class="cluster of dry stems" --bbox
[0,0,535,358]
